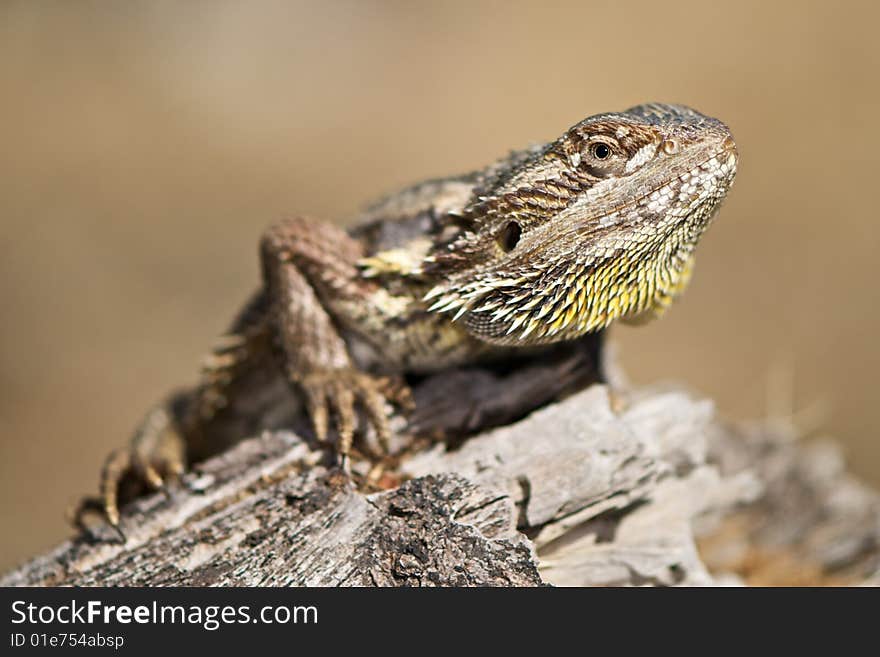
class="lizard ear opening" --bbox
[498,221,522,252]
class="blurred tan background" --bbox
[2,0,878,573]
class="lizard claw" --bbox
[70,447,128,542]
[69,495,126,544]
[296,368,403,460]
[72,403,187,541]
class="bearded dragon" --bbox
[76,103,738,536]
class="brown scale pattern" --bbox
[76,103,738,537]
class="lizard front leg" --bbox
[75,219,403,537]
[259,216,400,462]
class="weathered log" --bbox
[3,355,878,586]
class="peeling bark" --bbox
[4,357,878,587]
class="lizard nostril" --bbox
[661,139,680,155]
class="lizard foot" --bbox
[71,404,186,540]
[296,368,406,461]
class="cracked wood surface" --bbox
[2,431,540,586]
[4,370,879,586]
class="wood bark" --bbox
[3,349,878,586]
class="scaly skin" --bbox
[75,103,738,537]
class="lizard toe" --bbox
[326,378,357,458]
[353,379,393,455]
[297,368,400,460]
[99,447,130,533]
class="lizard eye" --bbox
[590,142,612,160]
[498,221,521,252]
[581,139,622,177]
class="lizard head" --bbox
[423,103,738,345]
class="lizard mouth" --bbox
[577,142,738,232]
[646,142,738,209]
